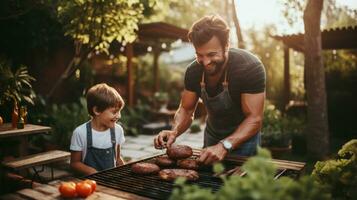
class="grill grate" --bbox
[85,154,303,200]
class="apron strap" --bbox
[110,127,117,160]
[86,122,93,148]
[200,64,229,89]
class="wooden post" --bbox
[283,45,290,111]
[153,47,160,93]
[126,43,134,107]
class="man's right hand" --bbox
[154,130,177,149]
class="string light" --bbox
[161,43,167,49]
[147,46,152,52]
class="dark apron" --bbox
[200,67,260,156]
[83,122,116,171]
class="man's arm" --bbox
[225,92,265,148]
[198,92,265,165]
[70,151,97,176]
[154,89,199,149]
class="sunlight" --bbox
[234,0,357,34]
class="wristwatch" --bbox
[220,139,233,152]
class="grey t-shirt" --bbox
[184,48,266,103]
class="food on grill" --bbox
[166,145,193,160]
[131,162,160,175]
[159,169,199,181]
[177,159,199,170]
[155,155,175,167]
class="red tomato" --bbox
[83,179,97,193]
[59,182,77,198]
[76,182,92,198]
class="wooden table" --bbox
[0,123,51,156]
[0,177,150,200]
[152,108,176,125]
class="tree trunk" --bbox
[231,0,245,49]
[303,0,329,159]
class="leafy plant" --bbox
[46,97,90,149]
[120,100,152,136]
[312,139,357,200]
[171,148,331,200]
[0,58,36,106]
[189,119,201,133]
[262,102,305,147]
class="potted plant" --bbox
[0,58,36,127]
[261,102,304,157]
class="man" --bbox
[154,15,266,165]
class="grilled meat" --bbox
[166,145,193,160]
[159,169,199,181]
[155,155,175,167]
[131,162,160,175]
[177,159,199,170]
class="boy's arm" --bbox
[70,151,97,175]
[116,145,125,166]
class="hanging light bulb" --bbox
[120,47,125,52]
[161,43,167,49]
[147,46,152,52]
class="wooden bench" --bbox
[2,150,71,183]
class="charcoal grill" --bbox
[85,149,305,200]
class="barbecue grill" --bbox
[85,149,305,200]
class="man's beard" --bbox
[201,56,226,76]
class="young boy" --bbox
[70,83,125,175]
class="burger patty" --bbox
[155,155,175,167]
[159,169,199,181]
[166,145,193,160]
[131,162,160,175]
[177,159,199,170]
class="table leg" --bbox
[18,136,29,157]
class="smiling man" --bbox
[154,15,266,165]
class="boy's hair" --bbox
[86,83,124,116]
[188,15,230,49]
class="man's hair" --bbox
[188,15,230,48]
[86,83,124,116]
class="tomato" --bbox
[76,182,92,198]
[59,182,77,198]
[83,179,97,193]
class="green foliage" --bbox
[0,58,36,105]
[171,148,330,200]
[120,100,151,136]
[189,120,201,133]
[262,102,305,147]
[56,0,158,54]
[47,97,90,149]
[312,139,357,199]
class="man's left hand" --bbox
[198,143,228,165]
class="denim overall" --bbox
[200,68,260,156]
[83,122,116,171]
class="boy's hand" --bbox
[154,130,177,149]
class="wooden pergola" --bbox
[272,26,357,108]
[117,22,189,106]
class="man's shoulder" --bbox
[229,48,262,66]
[186,60,202,73]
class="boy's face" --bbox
[94,107,121,129]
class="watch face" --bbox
[223,140,232,149]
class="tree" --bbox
[231,0,245,49]
[47,0,159,99]
[303,0,329,158]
